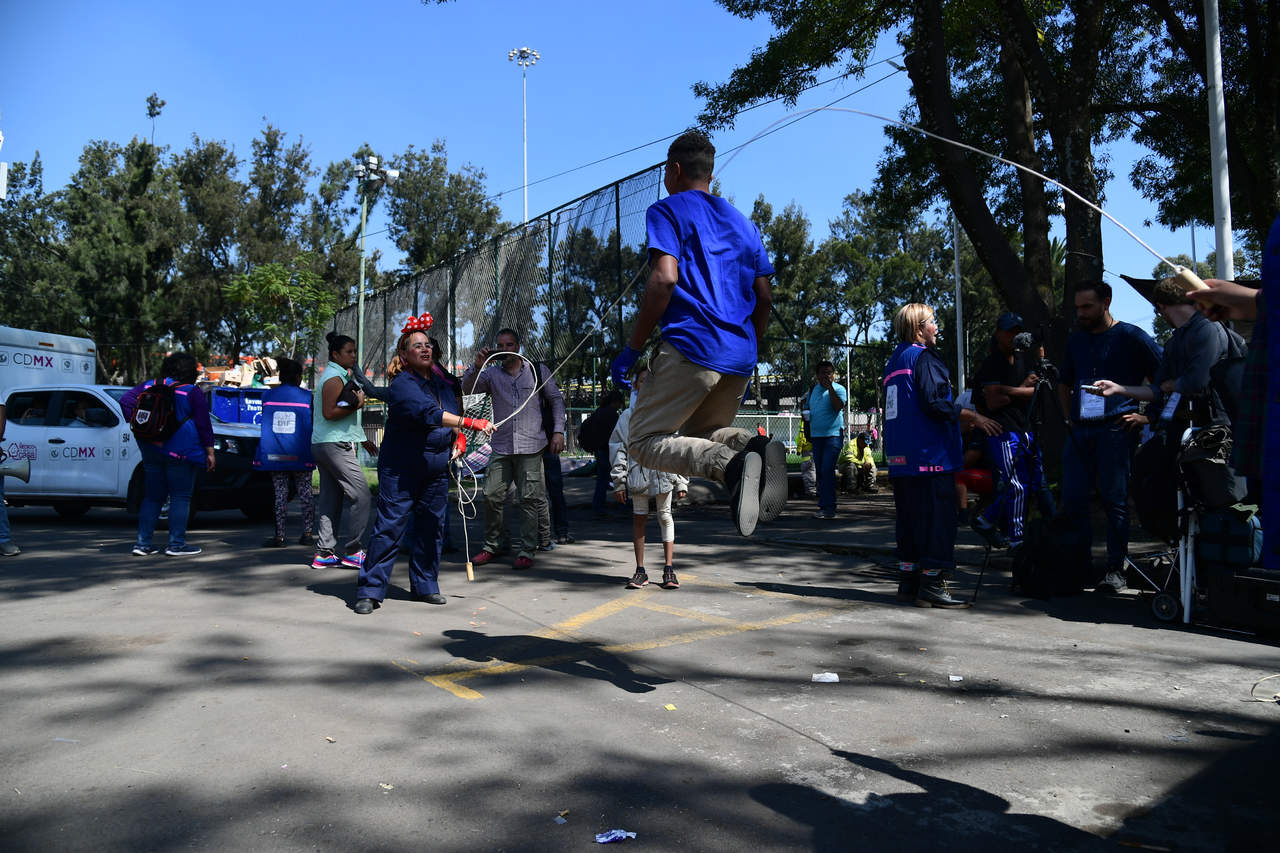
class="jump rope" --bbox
[396,103,1219,584]
[370,104,1273,705]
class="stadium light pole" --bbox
[352,154,399,426]
[508,46,540,223]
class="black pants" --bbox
[893,473,957,573]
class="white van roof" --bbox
[0,325,96,355]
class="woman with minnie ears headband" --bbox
[353,315,494,615]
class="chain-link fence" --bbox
[322,163,665,410]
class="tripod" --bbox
[972,354,1058,602]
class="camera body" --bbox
[1012,331,1059,385]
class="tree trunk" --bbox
[997,37,1054,318]
[907,0,1040,331]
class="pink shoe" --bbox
[513,556,534,570]
[471,550,496,566]
[340,550,365,569]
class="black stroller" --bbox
[1128,426,1278,631]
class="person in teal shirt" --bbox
[310,332,377,570]
[807,360,847,519]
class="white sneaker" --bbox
[1099,570,1128,592]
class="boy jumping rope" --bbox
[610,130,785,536]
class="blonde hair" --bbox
[893,303,934,344]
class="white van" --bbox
[2,383,276,520]
[0,325,96,400]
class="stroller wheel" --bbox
[1152,591,1182,622]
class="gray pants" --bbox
[312,441,370,556]
[483,452,545,559]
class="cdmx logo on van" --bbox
[49,446,97,459]
[1,351,55,368]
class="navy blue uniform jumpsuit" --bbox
[356,369,458,602]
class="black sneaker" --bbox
[626,568,649,589]
[660,566,679,589]
[556,534,575,545]
[746,436,788,522]
[725,446,763,536]
[914,576,970,608]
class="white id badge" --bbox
[885,385,899,420]
[1079,388,1105,420]
[1160,392,1182,422]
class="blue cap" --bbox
[996,311,1025,331]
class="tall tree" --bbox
[60,137,183,382]
[385,140,504,273]
[0,156,81,336]
[1129,0,1279,254]
[170,135,245,361]
[750,196,848,383]
[696,0,1148,362]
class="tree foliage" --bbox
[0,115,507,383]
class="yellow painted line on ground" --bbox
[402,606,839,700]
[631,600,740,625]
[539,592,651,635]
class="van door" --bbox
[2,389,55,494]
[47,389,123,496]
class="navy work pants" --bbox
[1061,422,1136,571]
[357,457,448,601]
[892,472,958,573]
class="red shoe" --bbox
[513,556,534,570]
[471,550,496,566]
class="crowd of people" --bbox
[3,130,1272,622]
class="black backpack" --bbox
[1010,516,1096,599]
[1208,323,1248,423]
[131,380,186,443]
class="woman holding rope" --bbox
[353,318,493,615]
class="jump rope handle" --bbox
[1173,266,1208,292]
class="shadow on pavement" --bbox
[441,628,673,694]
[752,748,1105,852]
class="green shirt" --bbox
[311,361,365,444]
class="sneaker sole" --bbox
[912,597,972,609]
[758,440,788,522]
[733,452,763,536]
[626,579,649,589]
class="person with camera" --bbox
[969,312,1050,552]
[1057,282,1163,592]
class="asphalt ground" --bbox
[1,478,1278,852]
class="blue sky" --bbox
[2,0,1216,336]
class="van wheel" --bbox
[54,501,92,519]
[240,498,274,522]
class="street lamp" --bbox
[508,45,540,223]
[352,154,399,422]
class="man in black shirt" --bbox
[970,312,1048,550]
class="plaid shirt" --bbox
[461,359,565,457]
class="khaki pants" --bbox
[628,342,752,483]
[483,452,546,559]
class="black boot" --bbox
[914,570,970,608]
[895,563,920,602]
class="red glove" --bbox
[453,432,467,457]
[462,417,490,431]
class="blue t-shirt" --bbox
[1061,320,1162,422]
[807,382,847,438]
[645,190,774,376]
